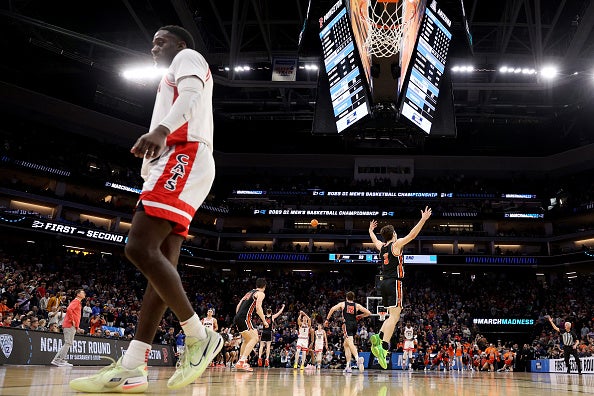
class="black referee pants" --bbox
[563,346,582,373]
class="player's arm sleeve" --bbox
[158,76,204,133]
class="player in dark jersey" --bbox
[258,304,285,368]
[233,278,268,372]
[325,291,371,373]
[368,206,432,369]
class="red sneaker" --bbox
[264,359,269,368]
[236,361,254,372]
[258,358,263,367]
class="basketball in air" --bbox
[310,219,319,227]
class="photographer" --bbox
[89,313,106,335]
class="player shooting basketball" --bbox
[368,206,431,369]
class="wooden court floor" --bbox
[0,365,591,396]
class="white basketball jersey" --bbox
[142,49,213,181]
[314,329,325,349]
[202,317,215,330]
[298,324,310,340]
[404,326,414,341]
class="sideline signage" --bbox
[0,327,174,366]
[531,357,594,374]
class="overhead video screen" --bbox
[319,0,372,133]
[398,1,452,134]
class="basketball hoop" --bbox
[378,311,388,321]
[360,0,420,58]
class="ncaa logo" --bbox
[0,334,13,358]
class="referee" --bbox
[547,315,583,375]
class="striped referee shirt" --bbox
[561,329,578,348]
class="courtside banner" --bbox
[531,357,593,373]
[0,327,174,366]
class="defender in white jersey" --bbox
[70,26,222,394]
[402,321,416,370]
[294,311,312,370]
[313,316,328,370]
[202,309,219,367]
[201,309,218,332]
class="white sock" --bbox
[181,313,206,340]
[122,340,151,369]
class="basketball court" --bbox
[0,366,591,395]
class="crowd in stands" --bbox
[1,239,592,371]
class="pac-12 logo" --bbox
[0,334,14,358]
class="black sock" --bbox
[382,341,390,351]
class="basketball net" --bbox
[378,311,388,321]
[362,0,416,58]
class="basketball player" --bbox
[70,25,222,393]
[233,278,268,372]
[313,315,329,370]
[402,321,416,370]
[368,206,432,369]
[325,291,371,373]
[294,311,312,370]
[202,309,219,367]
[202,308,218,332]
[258,304,285,368]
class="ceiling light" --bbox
[540,66,558,79]
[121,66,166,80]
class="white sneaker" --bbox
[69,357,148,393]
[167,328,224,390]
[52,359,72,367]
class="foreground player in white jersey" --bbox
[70,25,222,393]
[294,311,312,370]
[402,321,416,370]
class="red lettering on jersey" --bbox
[347,306,355,314]
[383,253,389,265]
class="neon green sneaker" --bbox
[370,334,388,369]
[167,328,224,390]
[69,357,148,393]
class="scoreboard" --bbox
[319,0,371,133]
[399,1,452,134]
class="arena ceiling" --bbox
[1,0,594,156]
